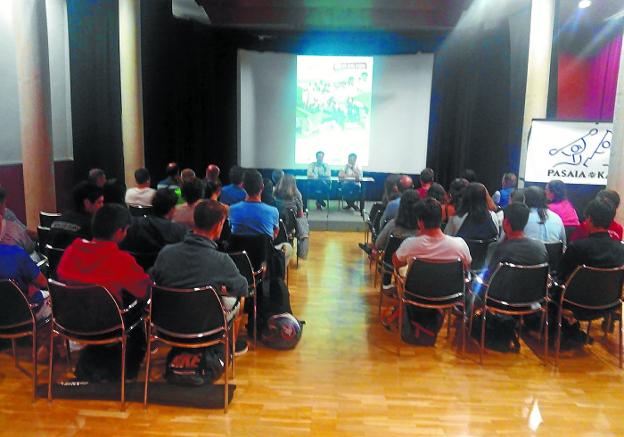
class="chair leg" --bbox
[585,321,592,345]
[11,339,17,366]
[480,310,487,364]
[47,333,55,402]
[446,309,451,339]
[65,339,71,368]
[378,285,384,321]
[461,305,467,353]
[556,308,563,368]
[619,311,623,369]
[398,300,403,351]
[120,336,126,411]
[544,309,549,363]
[143,330,152,409]
[253,291,257,350]
[32,330,37,402]
[224,336,229,413]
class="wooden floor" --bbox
[2,231,624,435]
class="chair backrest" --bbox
[275,219,289,245]
[48,279,123,335]
[382,234,405,264]
[228,234,272,273]
[150,284,225,336]
[544,241,564,272]
[128,204,152,217]
[278,207,297,237]
[219,218,231,242]
[39,211,61,228]
[371,204,385,235]
[486,262,549,306]
[404,258,465,300]
[37,225,51,249]
[228,251,255,286]
[463,238,497,271]
[563,265,624,309]
[0,280,33,332]
[44,244,65,279]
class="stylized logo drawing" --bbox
[548,128,612,168]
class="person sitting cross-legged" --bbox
[151,200,249,354]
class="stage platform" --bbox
[306,200,375,232]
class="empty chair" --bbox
[396,258,467,350]
[39,211,61,228]
[128,204,152,217]
[470,262,550,363]
[463,238,497,272]
[554,265,624,368]
[47,279,143,410]
[144,285,232,412]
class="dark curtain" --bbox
[67,0,124,183]
[427,6,531,193]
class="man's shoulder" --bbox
[0,243,27,257]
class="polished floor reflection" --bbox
[2,231,624,435]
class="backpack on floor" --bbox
[470,314,520,353]
[261,313,304,350]
[165,345,225,386]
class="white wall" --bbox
[238,50,433,173]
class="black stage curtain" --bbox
[427,5,531,193]
[67,0,124,183]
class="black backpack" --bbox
[165,345,225,386]
[470,314,520,352]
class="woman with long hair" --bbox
[522,186,566,246]
[375,189,420,251]
[446,178,469,220]
[275,173,304,217]
[427,183,449,224]
[382,174,401,206]
[545,179,579,227]
[444,182,500,240]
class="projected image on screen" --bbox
[296,56,373,166]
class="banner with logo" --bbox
[524,120,613,185]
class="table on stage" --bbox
[295,175,375,214]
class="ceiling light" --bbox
[578,0,592,9]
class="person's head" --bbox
[461,169,477,183]
[383,174,401,204]
[501,172,517,189]
[134,168,151,187]
[181,178,204,205]
[503,202,530,235]
[596,189,620,210]
[415,198,443,231]
[524,186,547,209]
[457,182,490,221]
[204,180,223,200]
[395,190,421,230]
[243,169,264,197]
[180,168,196,184]
[229,165,244,186]
[510,188,526,204]
[315,151,325,164]
[194,199,228,239]
[151,189,179,219]
[398,175,414,194]
[427,183,447,204]
[72,181,104,214]
[585,198,615,231]
[205,164,220,181]
[0,186,6,215]
[165,162,180,179]
[272,169,284,186]
[103,179,126,205]
[448,178,469,206]
[348,153,357,166]
[88,168,107,187]
[91,203,131,243]
[545,179,567,203]
[420,168,434,186]
[276,174,297,200]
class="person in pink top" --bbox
[545,180,580,227]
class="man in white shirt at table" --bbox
[339,152,362,211]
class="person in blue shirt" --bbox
[230,170,279,238]
[220,165,247,206]
[492,172,517,209]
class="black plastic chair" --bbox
[47,279,143,410]
[128,204,152,217]
[44,244,65,280]
[544,241,564,276]
[37,226,51,252]
[555,265,624,368]
[471,262,550,364]
[39,211,61,228]
[396,258,467,351]
[0,280,50,401]
[228,234,272,280]
[144,285,232,413]
[463,238,497,272]
[228,251,258,350]
[376,234,405,313]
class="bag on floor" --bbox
[165,345,225,386]
[470,314,520,353]
[401,307,444,346]
[261,313,304,350]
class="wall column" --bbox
[518,0,556,186]
[12,0,56,230]
[607,31,624,223]
[119,0,145,187]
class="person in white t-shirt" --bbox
[393,198,472,273]
[125,168,156,207]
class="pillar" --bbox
[518,0,556,186]
[12,0,56,230]
[119,0,145,188]
[607,31,624,223]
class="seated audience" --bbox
[339,153,362,211]
[204,164,221,184]
[272,169,284,188]
[0,186,35,253]
[262,177,276,206]
[546,179,580,228]
[120,189,188,254]
[444,183,500,240]
[157,162,181,190]
[103,178,127,205]
[205,179,223,201]
[151,200,248,352]
[0,185,26,227]
[426,183,448,223]
[519,186,566,246]
[50,181,104,248]
[379,175,414,229]
[125,168,156,207]
[88,168,107,187]
[492,172,517,209]
[382,174,401,206]
[446,178,469,220]
[307,151,331,210]
[570,189,623,242]
[173,178,204,228]
[220,165,247,206]
[461,169,478,183]
[181,168,196,184]
[375,189,420,252]
[416,168,434,198]
[275,174,304,217]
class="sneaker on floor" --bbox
[234,338,248,356]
